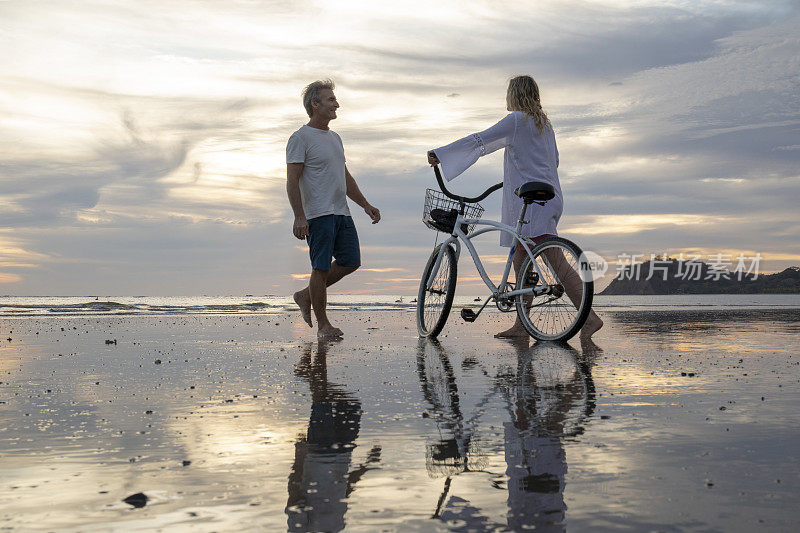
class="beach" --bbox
[1,302,799,531]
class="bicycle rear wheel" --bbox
[417,244,457,337]
[515,237,593,341]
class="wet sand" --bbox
[1,309,799,531]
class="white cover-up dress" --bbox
[433,111,563,247]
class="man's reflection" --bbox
[417,337,598,532]
[286,340,380,532]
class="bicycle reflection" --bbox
[417,337,598,531]
[286,340,381,532]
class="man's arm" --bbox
[345,165,380,224]
[287,163,308,239]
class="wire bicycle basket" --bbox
[423,188,484,234]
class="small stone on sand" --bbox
[122,492,148,508]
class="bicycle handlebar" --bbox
[433,165,503,204]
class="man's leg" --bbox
[325,261,359,286]
[296,215,360,337]
[308,268,339,338]
[310,261,359,338]
[295,215,335,329]
[294,261,358,328]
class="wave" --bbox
[0,294,798,317]
[0,300,276,317]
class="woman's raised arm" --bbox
[432,113,517,181]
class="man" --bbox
[286,79,380,339]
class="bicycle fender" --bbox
[426,241,459,290]
[425,245,446,290]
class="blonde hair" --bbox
[506,75,549,134]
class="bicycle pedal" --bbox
[461,308,477,322]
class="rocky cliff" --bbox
[600,261,800,295]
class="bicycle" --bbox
[416,165,593,341]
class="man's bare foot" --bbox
[580,315,603,339]
[316,337,341,354]
[495,324,529,338]
[317,324,343,339]
[293,290,313,328]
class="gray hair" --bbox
[302,79,335,117]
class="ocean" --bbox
[0,293,799,317]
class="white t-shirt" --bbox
[286,125,351,220]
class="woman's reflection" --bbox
[417,337,598,532]
[286,340,381,532]
[502,338,597,532]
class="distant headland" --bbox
[600,259,800,295]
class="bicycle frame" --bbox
[425,203,554,301]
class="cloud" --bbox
[563,214,733,235]
[0,0,798,294]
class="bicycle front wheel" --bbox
[515,237,593,341]
[417,244,457,337]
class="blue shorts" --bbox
[307,215,361,271]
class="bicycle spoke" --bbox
[418,244,457,337]
[514,238,593,341]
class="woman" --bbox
[428,75,603,338]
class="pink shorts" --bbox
[530,233,557,244]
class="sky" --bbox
[1,0,799,296]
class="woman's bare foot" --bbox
[580,314,603,339]
[495,323,529,338]
[497,335,530,351]
[317,324,343,339]
[293,290,313,328]
[579,335,603,357]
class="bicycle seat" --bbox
[514,181,555,203]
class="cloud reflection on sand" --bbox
[0,309,798,530]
